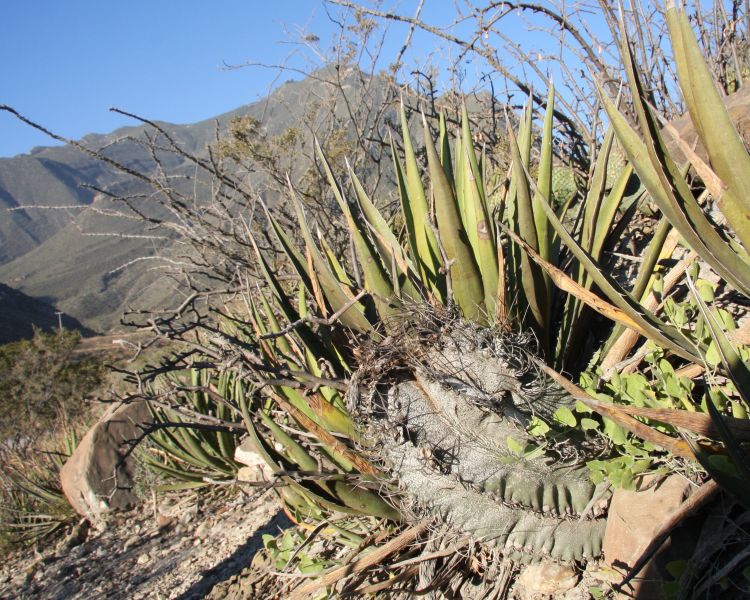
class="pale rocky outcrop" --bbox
[515,561,579,600]
[234,438,273,482]
[60,400,152,521]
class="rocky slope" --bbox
[1,489,289,600]
[0,66,391,333]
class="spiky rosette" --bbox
[349,308,608,562]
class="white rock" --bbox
[516,561,579,599]
[234,438,273,480]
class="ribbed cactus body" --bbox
[357,327,607,562]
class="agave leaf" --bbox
[517,96,533,166]
[534,85,554,265]
[454,131,466,221]
[214,373,238,461]
[258,410,318,471]
[688,276,750,409]
[397,103,442,291]
[330,481,401,521]
[602,31,750,298]
[422,113,486,323]
[345,160,420,299]
[190,368,206,414]
[460,104,488,208]
[457,108,498,316]
[580,128,616,259]
[666,5,750,251]
[439,111,454,189]
[262,202,314,296]
[257,292,297,361]
[318,233,354,288]
[507,117,549,347]
[314,140,398,319]
[496,224,508,323]
[288,183,372,332]
[631,218,674,303]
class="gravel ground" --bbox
[0,488,290,600]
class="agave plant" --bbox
[583,3,750,506]
[142,368,243,491]
[197,88,657,595]
[143,3,750,596]
[0,430,78,550]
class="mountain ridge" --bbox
[0,66,393,334]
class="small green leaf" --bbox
[506,436,525,456]
[705,340,722,368]
[528,416,551,437]
[697,280,715,302]
[553,406,577,427]
[603,417,629,445]
[581,418,600,431]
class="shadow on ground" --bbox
[176,510,293,600]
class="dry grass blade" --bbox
[270,392,375,476]
[503,225,645,334]
[601,403,750,442]
[287,521,430,599]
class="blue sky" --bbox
[0,1,598,158]
[0,1,453,157]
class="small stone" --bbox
[136,553,150,565]
[194,522,210,539]
[516,561,579,599]
[237,466,263,483]
[179,504,198,524]
[123,534,140,551]
[56,518,90,552]
[156,512,176,530]
[70,545,88,560]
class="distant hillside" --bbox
[0,282,93,344]
[0,66,393,333]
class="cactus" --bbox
[351,314,607,561]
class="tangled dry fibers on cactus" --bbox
[349,306,609,563]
